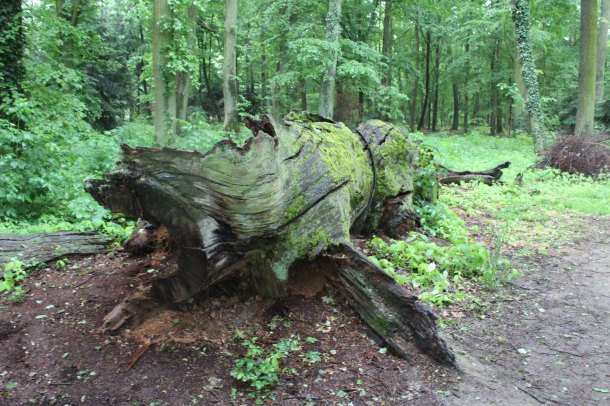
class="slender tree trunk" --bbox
[490,38,499,136]
[463,42,470,132]
[381,0,393,86]
[496,94,503,134]
[223,0,239,131]
[452,84,459,130]
[575,0,599,135]
[596,0,610,102]
[417,31,431,131]
[137,20,150,116]
[175,5,198,131]
[152,0,176,145]
[473,92,480,119]
[358,91,364,123]
[409,22,420,131]
[512,0,546,151]
[299,78,308,111]
[431,43,440,132]
[319,0,343,119]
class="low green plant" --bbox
[368,200,515,304]
[0,259,28,301]
[231,336,300,403]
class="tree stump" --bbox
[85,113,455,365]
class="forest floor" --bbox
[0,216,609,406]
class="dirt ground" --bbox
[0,218,608,405]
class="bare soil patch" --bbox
[1,217,608,405]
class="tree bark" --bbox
[319,0,344,120]
[512,0,546,152]
[223,0,240,131]
[410,23,420,132]
[86,114,454,365]
[432,43,441,132]
[452,84,459,131]
[417,31,431,131]
[575,0,599,135]
[381,0,393,86]
[152,0,177,145]
[439,161,510,185]
[596,0,610,102]
[463,42,470,132]
[0,232,111,269]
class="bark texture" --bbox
[0,232,111,269]
[152,0,176,145]
[223,0,239,131]
[439,161,511,185]
[596,0,610,102]
[86,114,454,365]
[319,0,344,120]
[575,0,599,136]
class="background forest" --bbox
[0,0,608,233]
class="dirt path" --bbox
[439,218,610,405]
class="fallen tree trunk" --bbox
[439,161,511,185]
[0,231,111,269]
[86,113,454,365]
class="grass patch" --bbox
[414,131,610,256]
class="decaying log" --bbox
[85,113,454,365]
[0,231,111,269]
[439,161,511,185]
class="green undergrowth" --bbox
[230,332,321,404]
[412,131,610,256]
[368,202,517,306]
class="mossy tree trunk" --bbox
[86,114,454,365]
[575,0,599,136]
[512,0,546,152]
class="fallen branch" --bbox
[439,161,511,185]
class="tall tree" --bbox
[575,0,599,135]
[176,5,198,127]
[417,30,431,130]
[381,0,393,86]
[512,0,545,152]
[596,0,610,102]
[152,0,176,145]
[409,22,420,131]
[319,0,343,119]
[223,0,239,131]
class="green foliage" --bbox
[231,336,300,403]
[415,203,468,242]
[0,259,29,301]
[368,227,513,306]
